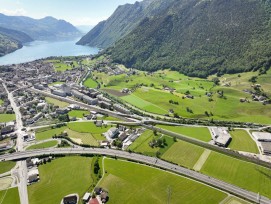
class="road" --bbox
[3,83,29,204]
[0,148,270,204]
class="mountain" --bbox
[0,33,22,56]
[76,25,94,34]
[0,27,33,43]
[0,14,81,41]
[76,0,172,47]
[97,0,271,78]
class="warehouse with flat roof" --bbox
[252,132,271,142]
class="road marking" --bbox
[193,149,211,171]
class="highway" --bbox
[4,83,29,204]
[0,148,270,204]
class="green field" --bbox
[99,158,227,204]
[0,188,20,204]
[0,161,16,174]
[161,140,205,168]
[28,156,94,204]
[128,130,175,156]
[45,97,69,108]
[222,196,251,204]
[157,125,211,142]
[67,122,110,134]
[26,140,58,150]
[0,114,15,123]
[50,60,79,72]
[35,124,103,145]
[0,99,3,105]
[95,69,271,123]
[35,126,66,141]
[228,130,259,154]
[68,110,89,118]
[83,77,98,88]
[201,151,271,198]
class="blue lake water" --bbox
[0,39,99,65]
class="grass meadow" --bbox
[99,158,227,204]
[28,156,94,204]
[0,187,20,204]
[0,114,15,122]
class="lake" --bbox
[0,39,99,65]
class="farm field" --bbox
[96,69,271,124]
[221,196,251,204]
[35,123,105,145]
[35,126,66,141]
[228,130,259,153]
[128,130,175,156]
[0,161,15,174]
[83,76,98,88]
[157,125,211,142]
[28,156,94,204]
[45,97,69,108]
[161,140,205,168]
[68,110,89,118]
[201,151,271,198]
[0,114,15,122]
[99,158,227,204]
[26,140,58,150]
[0,187,20,204]
[67,122,110,134]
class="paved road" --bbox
[0,148,270,204]
[4,83,29,204]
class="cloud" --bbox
[70,16,108,26]
[0,8,27,16]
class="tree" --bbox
[94,159,100,174]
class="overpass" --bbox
[0,148,270,204]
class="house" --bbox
[105,127,119,139]
[100,191,109,203]
[56,108,69,115]
[27,174,39,183]
[63,195,78,204]
[119,132,128,142]
[1,125,14,135]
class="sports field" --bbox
[128,130,175,156]
[99,158,227,204]
[157,125,211,142]
[161,140,204,168]
[68,110,89,118]
[0,114,15,123]
[0,187,20,204]
[201,151,271,198]
[26,140,58,150]
[0,161,16,174]
[228,130,259,153]
[45,97,69,108]
[28,156,94,204]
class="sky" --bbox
[0,0,140,26]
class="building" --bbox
[113,104,130,114]
[82,193,91,203]
[260,142,271,155]
[252,132,271,142]
[210,127,232,147]
[33,112,43,122]
[82,95,98,105]
[51,89,67,97]
[98,101,112,109]
[104,127,119,139]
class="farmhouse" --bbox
[104,127,119,139]
[210,127,232,147]
[252,132,271,142]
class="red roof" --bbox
[89,198,99,204]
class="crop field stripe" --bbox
[193,149,211,171]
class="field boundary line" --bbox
[193,149,211,171]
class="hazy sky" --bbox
[0,0,140,26]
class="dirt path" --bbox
[193,149,211,171]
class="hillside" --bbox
[104,0,271,78]
[0,14,81,40]
[0,27,33,43]
[0,33,22,56]
[77,0,175,47]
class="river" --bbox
[0,39,99,65]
